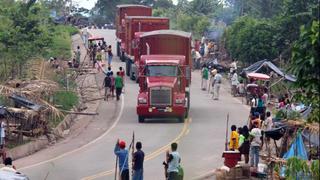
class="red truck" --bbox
[135,30,192,123]
[115,4,152,60]
[123,16,170,78]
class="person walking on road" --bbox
[201,65,209,90]
[102,74,111,101]
[132,142,144,180]
[249,122,262,168]
[212,70,222,100]
[107,45,113,67]
[114,140,129,180]
[115,72,124,101]
[165,143,183,180]
[119,67,125,93]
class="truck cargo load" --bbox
[115,4,152,57]
[123,16,170,77]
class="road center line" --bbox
[81,118,191,180]
[19,94,125,171]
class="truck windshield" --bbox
[146,65,177,77]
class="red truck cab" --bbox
[123,16,170,78]
[115,4,152,59]
[135,30,192,123]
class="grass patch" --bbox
[45,25,78,60]
[53,91,79,111]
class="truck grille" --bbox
[150,87,171,106]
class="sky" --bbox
[75,0,181,9]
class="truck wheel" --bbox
[138,116,145,123]
[130,71,135,80]
[178,116,185,123]
[185,92,190,118]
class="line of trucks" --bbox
[115,4,192,123]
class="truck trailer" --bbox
[135,30,192,123]
[123,16,170,78]
[115,4,152,59]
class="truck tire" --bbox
[185,91,190,118]
[116,42,120,57]
[138,116,145,123]
[178,116,185,123]
[130,70,135,80]
[125,58,130,76]
[121,52,125,62]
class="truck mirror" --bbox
[186,66,191,81]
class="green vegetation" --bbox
[0,0,78,81]
[46,25,78,60]
[285,157,319,179]
[53,91,78,111]
[289,20,319,123]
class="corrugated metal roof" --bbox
[116,4,151,8]
[140,30,192,38]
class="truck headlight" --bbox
[138,97,147,104]
[175,98,184,104]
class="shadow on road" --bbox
[142,118,181,124]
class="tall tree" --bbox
[289,20,320,122]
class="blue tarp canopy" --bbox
[283,132,308,160]
[241,60,297,82]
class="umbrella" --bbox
[247,72,270,81]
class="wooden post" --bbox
[225,113,229,151]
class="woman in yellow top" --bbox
[229,125,239,151]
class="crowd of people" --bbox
[228,108,274,169]
[102,66,124,101]
[114,140,183,180]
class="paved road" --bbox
[19,29,249,180]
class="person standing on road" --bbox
[96,48,103,72]
[201,65,209,90]
[132,142,144,180]
[107,45,113,67]
[119,67,125,93]
[239,125,250,163]
[165,143,182,180]
[229,125,239,151]
[102,74,111,101]
[231,70,239,96]
[114,140,130,180]
[109,72,115,98]
[209,69,217,94]
[212,70,222,100]
[115,72,124,101]
[249,122,262,168]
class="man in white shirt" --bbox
[231,70,239,96]
[212,71,222,100]
[250,122,262,168]
[166,143,181,180]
